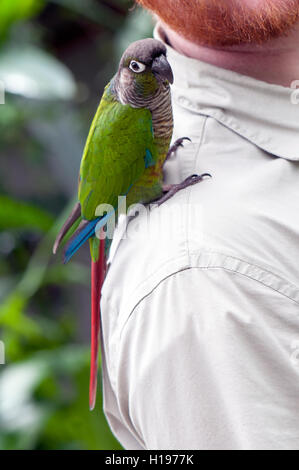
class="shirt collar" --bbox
[154,24,299,161]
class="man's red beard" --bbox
[137,0,299,47]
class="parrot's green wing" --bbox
[79,82,158,220]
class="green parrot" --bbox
[53,38,208,410]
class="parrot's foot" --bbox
[156,173,211,206]
[165,137,191,161]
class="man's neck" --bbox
[163,23,299,87]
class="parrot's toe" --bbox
[165,136,192,161]
[156,173,212,206]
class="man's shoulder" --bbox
[102,176,299,321]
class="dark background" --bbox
[0,0,152,450]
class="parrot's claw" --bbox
[156,173,212,206]
[165,137,192,161]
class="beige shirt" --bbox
[100,25,299,450]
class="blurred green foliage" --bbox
[0,0,43,40]
[0,0,153,450]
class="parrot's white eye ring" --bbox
[129,60,146,73]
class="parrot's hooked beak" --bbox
[152,54,174,85]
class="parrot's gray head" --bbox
[115,38,174,107]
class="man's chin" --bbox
[137,0,299,47]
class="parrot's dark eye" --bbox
[129,60,146,73]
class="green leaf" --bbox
[0,196,54,232]
[0,45,77,100]
[0,0,43,39]
[0,292,41,337]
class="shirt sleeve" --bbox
[113,267,299,450]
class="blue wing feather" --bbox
[63,211,114,264]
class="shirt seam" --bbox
[173,100,299,162]
[190,248,299,292]
[196,265,299,305]
[119,256,299,338]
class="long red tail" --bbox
[89,236,106,411]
